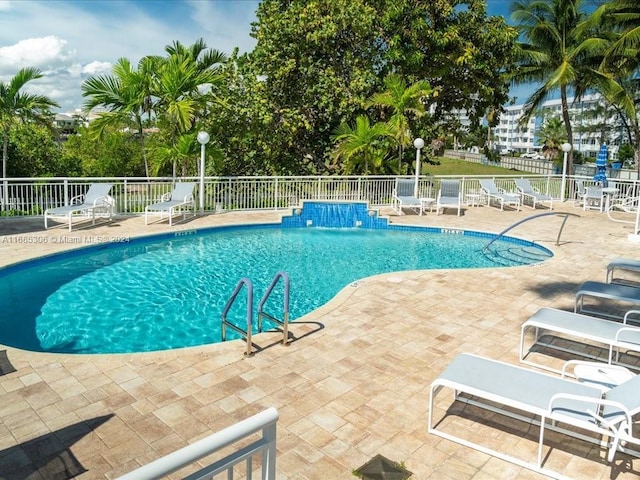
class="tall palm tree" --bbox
[0,67,58,209]
[165,38,227,76]
[331,116,392,174]
[601,0,640,62]
[366,74,434,172]
[154,39,226,177]
[593,0,640,172]
[510,0,608,178]
[82,56,160,177]
[599,77,640,173]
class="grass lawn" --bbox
[421,156,524,176]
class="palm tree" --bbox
[592,0,640,173]
[165,38,227,76]
[510,0,609,178]
[598,78,640,174]
[601,0,640,62]
[331,116,392,174]
[0,67,58,209]
[82,56,160,177]
[366,73,434,172]
[572,98,618,146]
[537,116,566,163]
[154,39,226,177]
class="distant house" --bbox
[54,113,80,136]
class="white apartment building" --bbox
[494,93,622,160]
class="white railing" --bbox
[1,174,639,217]
[116,407,278,480]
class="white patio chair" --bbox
[520,307,640,371]
[575,280,640,318]
[44,183,115,231]
[583,185,604,211]
[574,179,587,207]
[144,182,197,226]
[436,179,462,216]
[514,178,553,210]
[392,178,423,215]
[479,179,520,211]
[429,353,640,477]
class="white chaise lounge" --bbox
[392,178,423,215]
[520,307,640,371]
[144,182,197,226]
[479,179,520,211]
[606,257,640,284]
[429,353,640,477]
[514,178,553,210]
[575,280,640,318]
[44,183,114,231]
[436,179,462,216]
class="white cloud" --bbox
[0,36,74,68]
[0,0,10,11]
[82,61,112,76]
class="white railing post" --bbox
[63,178,69,206]
[122,179,127,214]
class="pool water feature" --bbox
[0,202,552,354]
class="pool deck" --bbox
[1,202,640,479]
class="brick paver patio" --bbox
[1,202,639,479]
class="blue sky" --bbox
[0,0,530,112]
[487,0,515,17]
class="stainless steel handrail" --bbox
[258,271,291,346]
[221,277,254,356]
[483,212,580,252]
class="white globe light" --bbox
[197,131,210,145]
[561,143,572,152]
[413,138,425,149]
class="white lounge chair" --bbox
[607,195,639,224]
[436,179,462,216]
[575,280,640,318]
[479,179,520,211]
[514,178,553,210]
[44,183,114,231]
[607,257,640,284]
[144,182,197,226]
[520,307,640,371]
[429,353,640,477]
[574,179,592,207]
[583,185,604,211]
[392,178,423,215]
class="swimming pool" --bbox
[0,206,552,354]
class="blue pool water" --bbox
[0,210,551,354]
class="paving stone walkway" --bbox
[1,203,639,479]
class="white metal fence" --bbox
[1,174,638,217]
[445,149,555,175]
[445,149,640,180]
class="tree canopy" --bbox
[227,0,518,175]
[0,67,59,182]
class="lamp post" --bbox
[197,131,210,214]
[560,142,572,202]
[413,137,425,198]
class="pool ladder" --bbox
[221,271,290,356]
